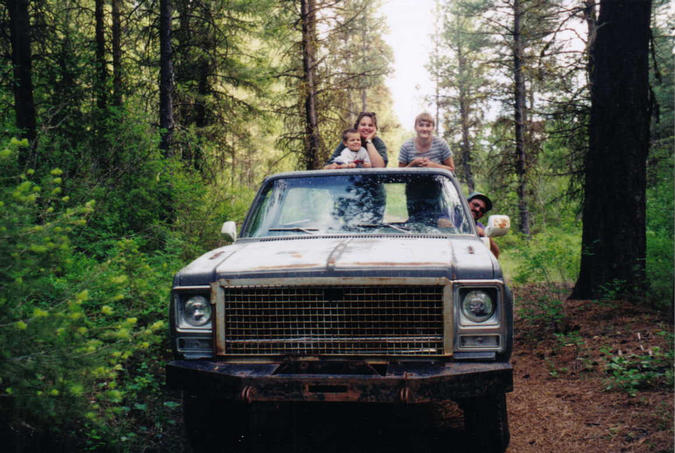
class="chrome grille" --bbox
[221,285,445,355]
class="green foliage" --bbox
[645,145,674,310]
[0,138,184,450]
[171,172,255,259]
[502,227,581,286]
[601,334,674,397]
[516,292,566,342]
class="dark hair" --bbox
[467,192,493,212]
[353,112,378,130]
[342,128,359,142]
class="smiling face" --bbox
[356,115,376,139]
[469,198,487,220]
[415,119,434,139]
[344,132,362,151]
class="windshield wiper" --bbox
[354,223,412,234]
[268,227,319,234]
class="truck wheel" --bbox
[461,393,510,453]
[182,393,248,452]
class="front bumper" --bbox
[166,359,513,403]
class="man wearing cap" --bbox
[467,192,500,258]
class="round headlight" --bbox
[184,296,212,327]
[462,290,495,322]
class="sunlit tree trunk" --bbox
[513,0,530,235]
[360,22,367,111]
[300,0,321,170]
[456,32,475,191]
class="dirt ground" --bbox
[507,286,673,453]
[175,285,673,453]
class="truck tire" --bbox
[182,393,248,452]
[461,393,510,453]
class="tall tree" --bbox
[430,0,491,192]
[7,0,36,162]
[159,0,174,156]
[95,0,107,110]
[111,0,122,107]
[275,0,393,169]
[300,0,320,170]
[572,0,652,300]
[512,0,529,235]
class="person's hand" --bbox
[476,225,486,237]
[365,129,377,141]
[346,162,356,168]
[410,157,430,167]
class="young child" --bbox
[324,128,372,169]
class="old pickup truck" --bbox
[166,168,513,452]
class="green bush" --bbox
[645,147,674,310]
[602,333,674,397]
[0,139,183,450]
[501,227,581,286]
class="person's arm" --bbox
[325,143,346,167]
[401,157,429,167]
[476,224,500,258]
[426,156,455,172]
[397,140,412,167]
[365,134,386,168]
[489,238,500,258]
[360,149,372,168]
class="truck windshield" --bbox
[241,173,474,238]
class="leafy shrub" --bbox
[645,152,674,310]
[502,227,581,286]
[602,339,674,397]
[516,291,568,342]
[0,139,182,450]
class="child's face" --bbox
[344,133,362,151]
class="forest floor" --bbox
[506,284,673,453]
[163,284,673,453]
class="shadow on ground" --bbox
[190,402,474,453]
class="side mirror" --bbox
[221,221,237,242]
[484,215,510,237]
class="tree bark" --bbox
[360,10,368,112]
[159,0,175,156]
[112,0,122,106]
[457,32,475,191]
[512,0,530,235]
[300,0,321,170]
[95,0,107,110]
[572,0,652,300]
[8,0,37,162]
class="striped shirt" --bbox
[398,136,452,165]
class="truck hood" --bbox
[175,236,501,286]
